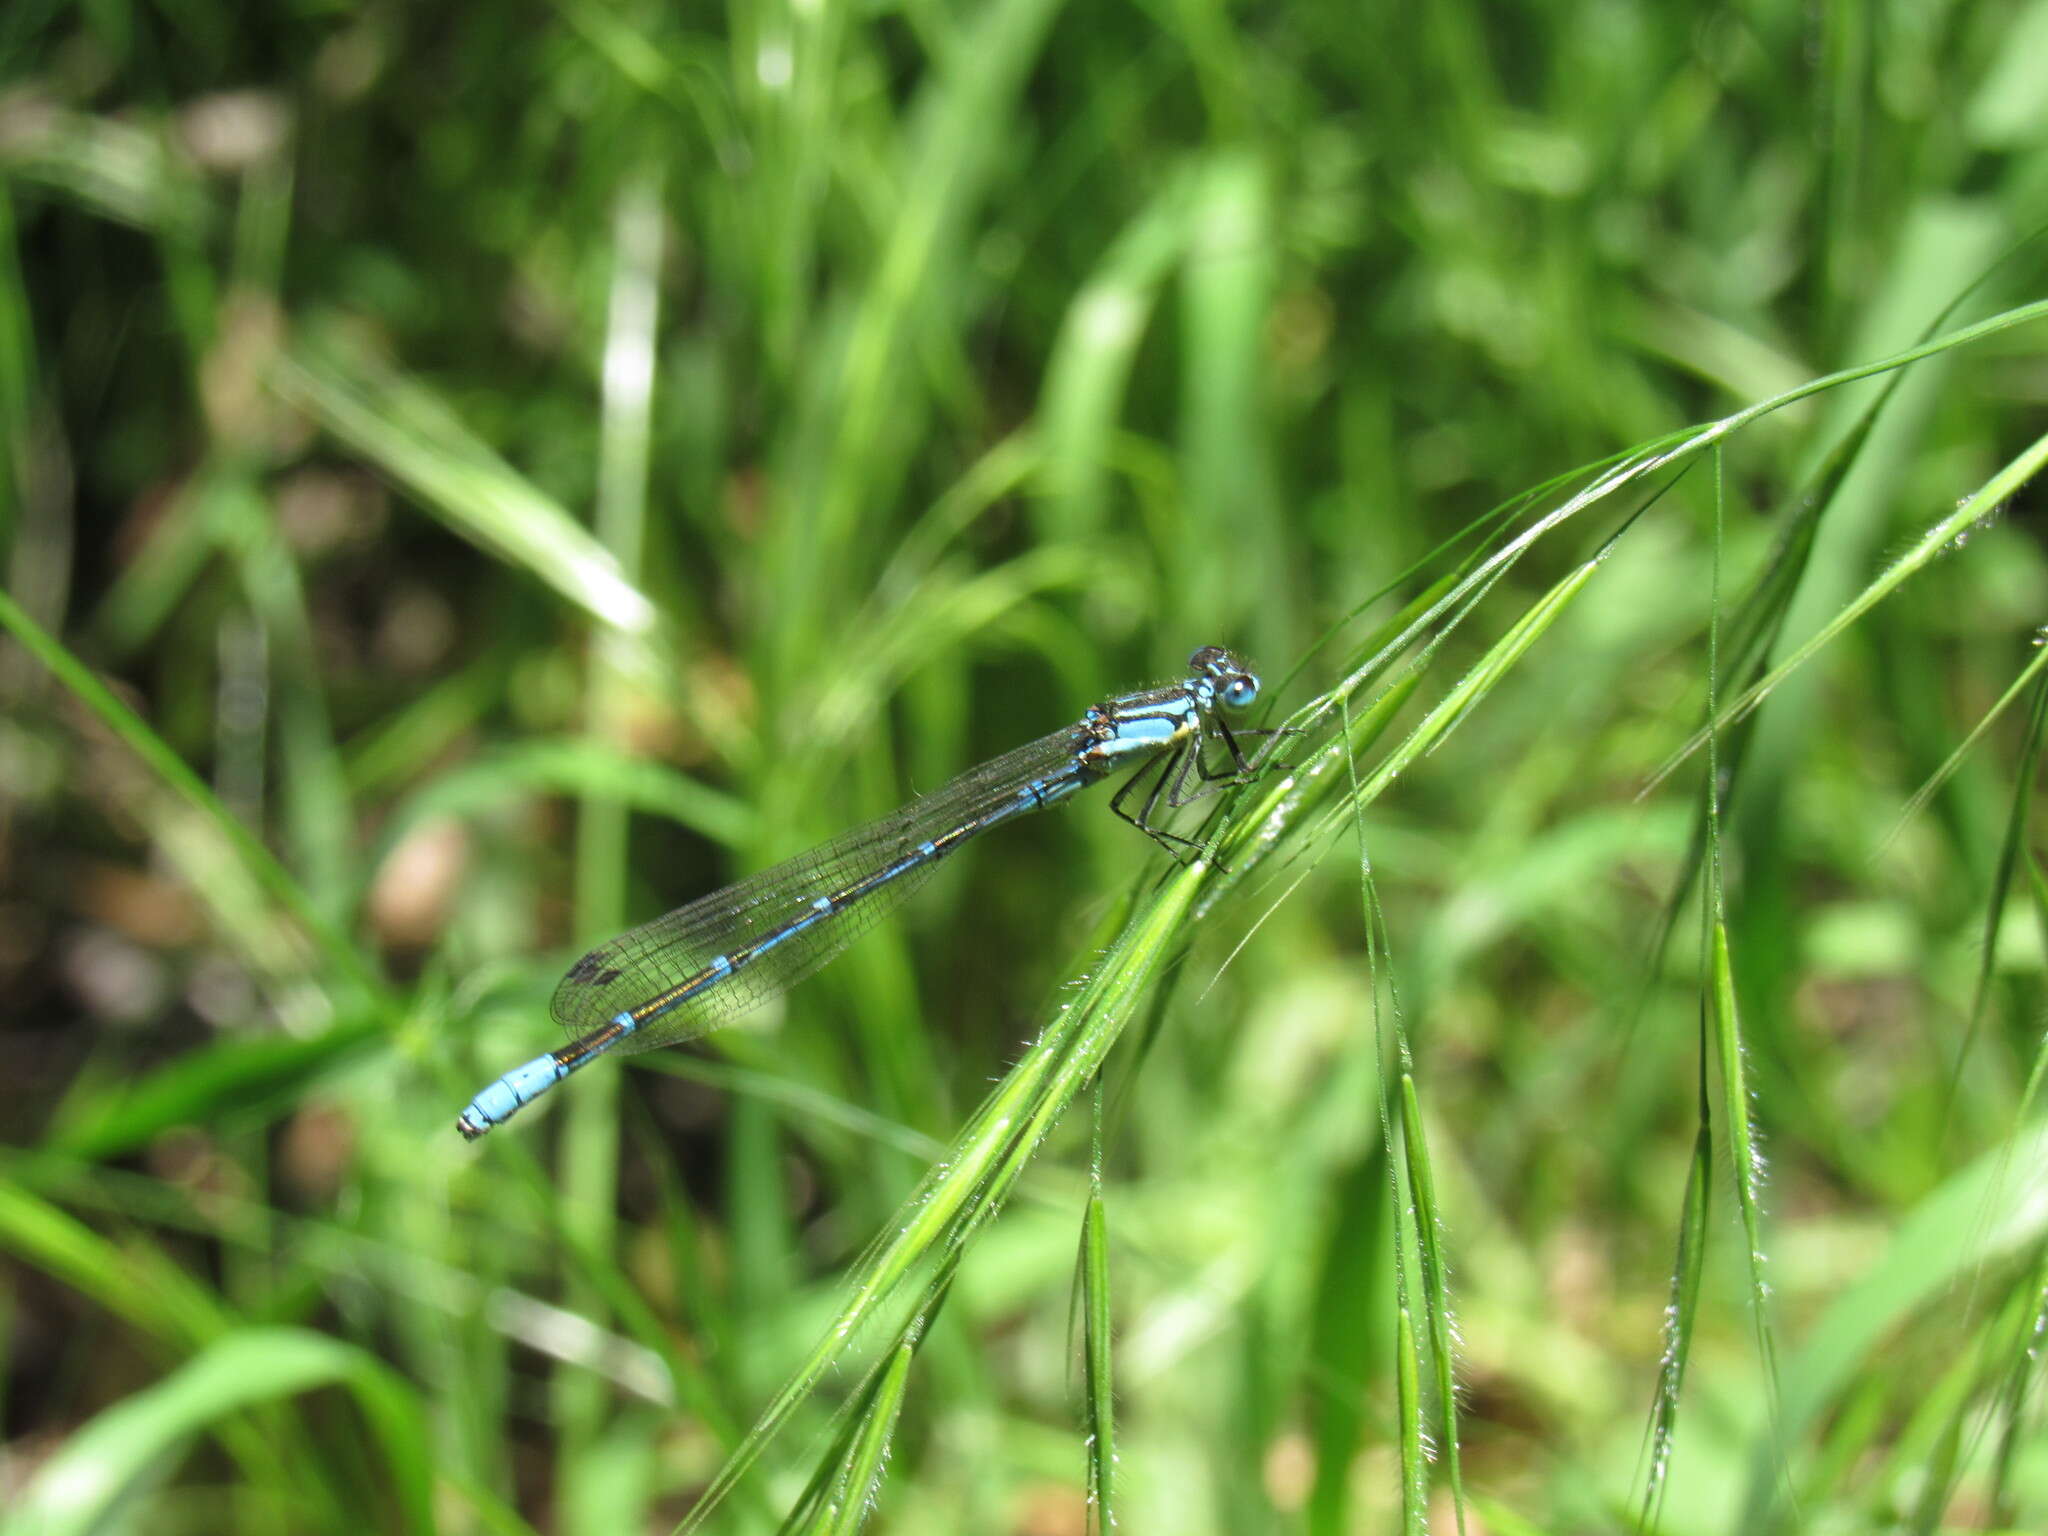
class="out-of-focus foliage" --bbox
[2,1,2046,1532]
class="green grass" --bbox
[4,2,2048,1532]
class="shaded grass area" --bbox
[4,2,2048,1532]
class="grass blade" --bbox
[1080,1089,1117,1535]
[674,864,1207,1530]
[2,1328,433,1536]
[271,330,657,636]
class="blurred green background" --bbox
[3,0,2048,1532]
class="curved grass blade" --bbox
[0,1183,332,1525]
[2,1328,433,1536]
[271,330,657,636]
[656,313,2048,1527]
[1281,301,2048,810]
[363,737,755,901]
[1037,173,1193,536]
[1656,426,2048,783]
[47,1018,383,1160]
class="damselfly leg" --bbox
[1167,723,1303,808]
[1109,723,1301,869]
[1110,745,1213,862]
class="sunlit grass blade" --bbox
[271,328,658,635]
[4,1145,691,1413]
[1620,388,1933,1064]
[1271,436,1692,712]
[0,103,209,240]
[1373,884,1433,1536]
[0,1184,336,1521]
[1703,432,1783,1446]
[552,174,669,1502]
[776,1253,966,1536]
[1709,914,1788,1419]
[1690,443,1783,1519]
[1037,175,1191,534]
[759,0,1067,690]
[1180,148,1279,637]
[1290,453,1658,755]
[1289,304,2048,816]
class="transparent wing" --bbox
[551,726,1090,1048]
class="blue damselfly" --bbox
[456,646,1280,1139]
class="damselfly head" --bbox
[1188,645,1260,711]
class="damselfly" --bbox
[456,646,1282,1139]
